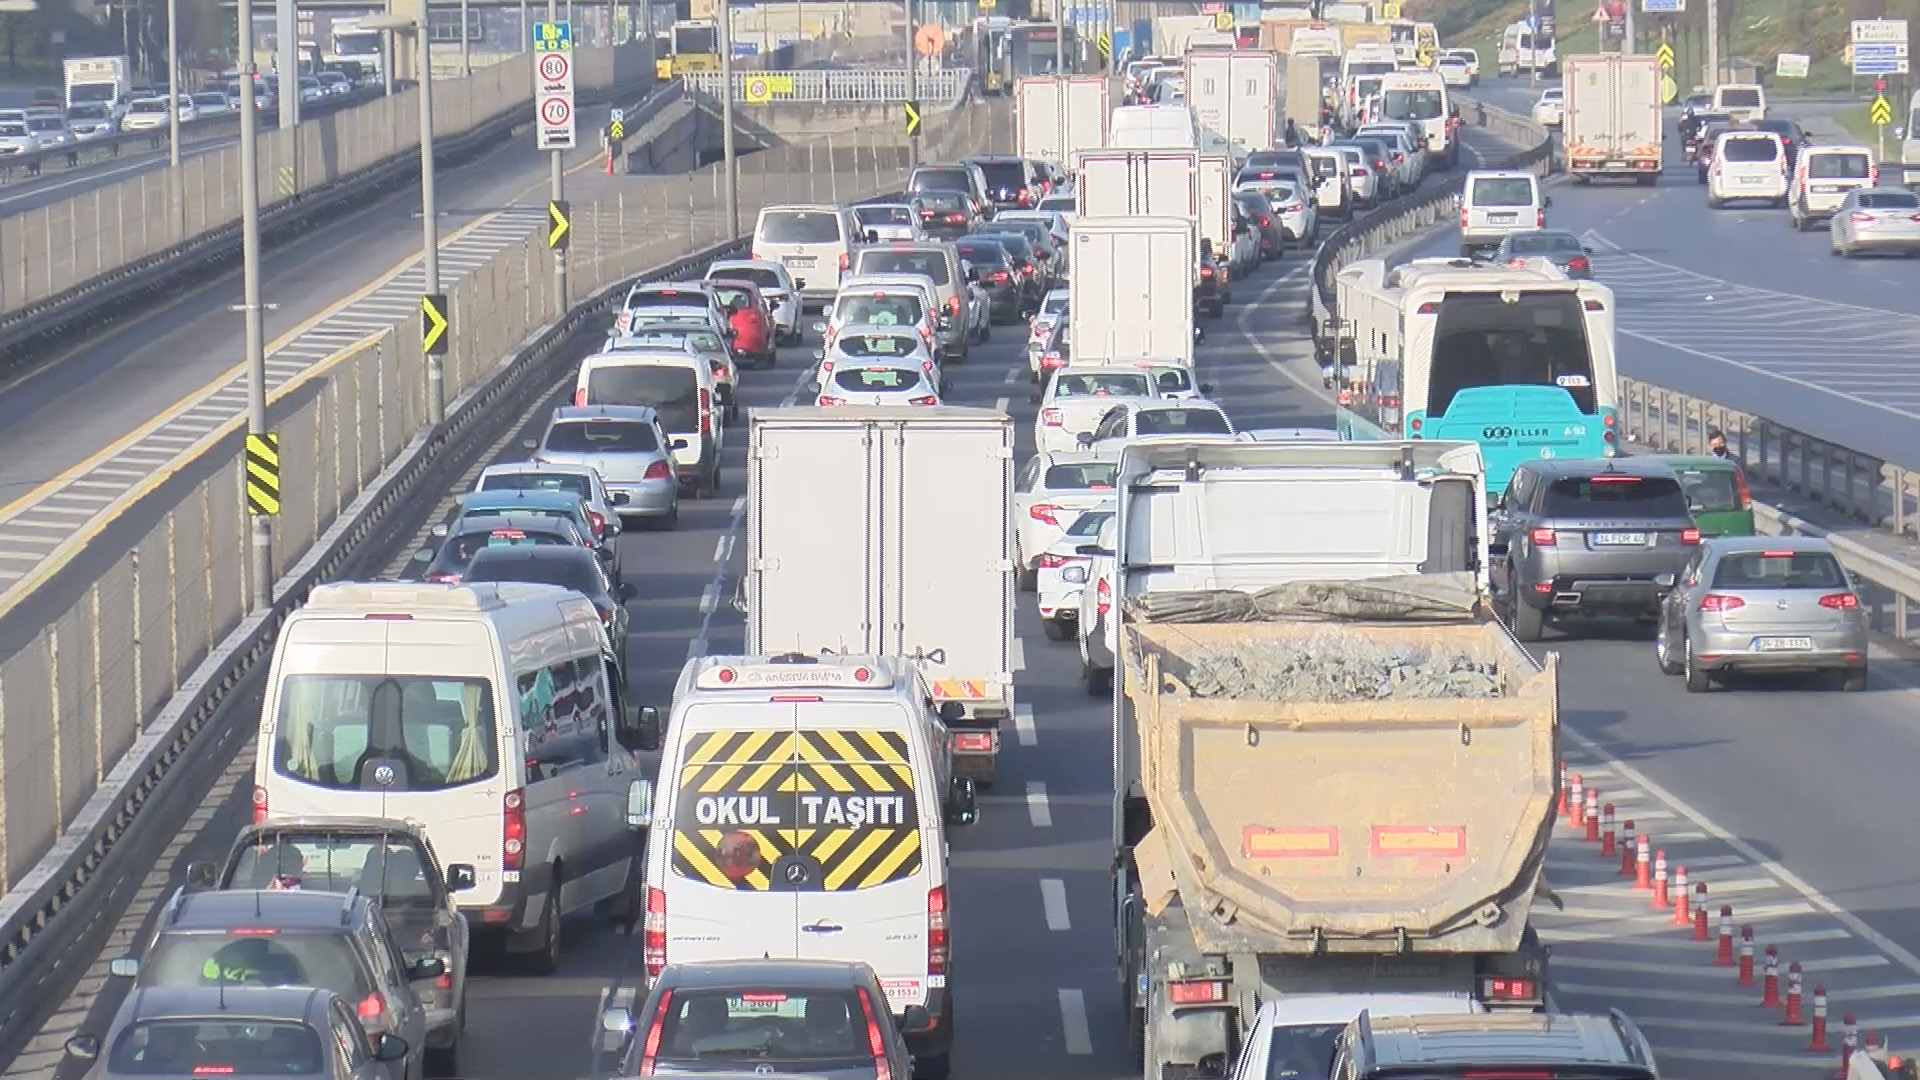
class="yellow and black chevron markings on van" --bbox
[671,728,922,893]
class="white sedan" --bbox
[1532,88,1564,128]
[1076,515,1120,694]
[1037,505,1114,642]
[1438,56,1472,88]
[1013,451,1118,590]
[1030,366,1163,456]
[1239,180,1316,243]
[814,362,941,407]
[812,326,939,398]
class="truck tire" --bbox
[1084,661,1112,696]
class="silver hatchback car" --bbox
[530,405,681,530]
[1655,535,1869,693]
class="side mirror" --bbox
[901,1004,934,1032]
[626,778,656,828]
[1655,572,1677,589]
[373,1033,410,1063]
[1076,432,1095,449]
[611,491,631,505]
[429,523,450,539]
[185,860,219,889]
[63,1035,100,1061]
[620,582,639,602]
[631,705,661,753]
[412,548,434,563]
[602,1006,635,1036]
[409,955,448,980]
[445,863,477,892]
[522,438,538,450]
[1542,195,1553,208]
[865,230,880,243]
[1194,326,1206,344]
[1075,544,1110,557]
[670,437,690,451]
[945,777,978,827]
[1199,382,1215,394]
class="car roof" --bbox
[707,258,790,275]
[706,277,764,292]
[123,985,334,1023]
[1528,457,1677,480]
[465,544,602,569]
[1036,450,1118,467]
[460,488,582,507]
[452,512,572,534]
[1359,1011,1649,1070]
[551,403,662,424]
[1703,534,1833,555]
[170,888,366,931]
[660,957,875,990]
[482,460,598,478]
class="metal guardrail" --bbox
[0,97,1010,1059]
[1308,97,1920,647]
[683,68,973,105]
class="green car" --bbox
[1663,454,1756,538]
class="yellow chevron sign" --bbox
[670,729,923,892]
[1872,95,1894,126]
[1654,43,1674,70]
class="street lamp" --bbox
[164,0,179,167]
[236,0,272,609]
[363,11,445,425]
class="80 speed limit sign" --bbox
[533,19,577,150]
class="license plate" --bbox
[1488,212,1517,222]
[1737,176,1763,185]
[1592,532,1647,546]
[783,256,817,267]
[1753,636,1814,652]
[1813,184,1842,193]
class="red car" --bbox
[709,278,777,369]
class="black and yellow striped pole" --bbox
[246,432,280,517]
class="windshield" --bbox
[1385,88,1444,120]
[1348,62,1393,78]
[582,366,697,432]
[1149,366,1194,393]
[1544,475,1690,518]
[110,1020,325,1075]
[1429,291,1597,414]
[1041,292,1069,316]
[1052,373,1152,397]
[68,103,111,119]
[854,205,915,226]
[1043,461,1116,489]
[651,988,874,1067]
[1860,190,1920,209]
[437,525,573,569]
[334,30,382,53]
[984,234,1035,261]
[465,549,608,594]
[272,674,498,791]
[130,100,166,113]
[28,117,61,132]
[1471,177,1536,206]
[954,242,1010,268]
[709,285,755,311]
[836,333,920,359]
[758,210,842,244]
[836,294,925,326]
[857,249,951,285]
[1721,136,1780,162]
[1265,1023,1344,1080]
[1135,407,1231,435]
[712,266,783,290]
[1507,232,1585,255]
[1719,87,1762,107]
[1711,550,1847,589]
[0,123,25,136]
[477,468,594,498]
[910,168,972,194]
[1809,153,1873,179]
[543,417,661,453]
[1066,510,1114,537]
[833,367,923,392]
[227,832,439,905]
[626,289,707,312]
[975,161,1028,191]
[144,930,372,998]
[1675,468,1744,513]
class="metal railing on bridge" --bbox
[683,68,972,105]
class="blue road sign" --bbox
[731,41,759,56]
[533,19,571,49]
[1642,0,1682,11]
[1853,44,1905,58]
[1853,57,1905,74]
[1524,14,1537,30]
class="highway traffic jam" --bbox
[27,7,1920,1080]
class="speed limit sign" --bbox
[540,95,572,127]
[533,20,577,149]
[538,51,569,84]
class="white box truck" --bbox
[1184,47,1279,156]
[743,405,1016,786]
[1075,148,1200,220]
[1562,53,1663,183]
[1016,74,1111,171]
[1154,15,1218,55]
[1197,153,1233,263]
[1067,216,1198,366]
[63,56,130,114]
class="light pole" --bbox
[904,0,917,167]
[277,0,299,129]
[366,12,445,424]
[237,0,272,609]
[165,0,179,167]
[548,0,567,310]
[719,0,738,238]
[461,0,473,75]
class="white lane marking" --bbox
[699,584,718,614]
[1026,781,1052,828]
[1012,705,1037,747]
[686,637,708,662]
[995,396,1009,411]
[1057,989,1093,1055]
[713,534,733,564]
[1003,369,1022,384]
[731,496,746,516]
[1011,638,1026,672]
[1562,726,1920,981]
[1040,878,1070,931]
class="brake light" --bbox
[595,602,615,625]
[838,252,849,272]
[1021,261,1036,276]
[1257,214,1270,227]
[1910,214,1920,225]
[1392,151,1403,162]
[1459,206,1468,228]
[636,987,671,1075]
[588,509,605,537]
[989,270,1011,284]
[1850,211,1874,223]
[1567,255,1590,271]
[1507,258,1526,268]
[1029,503,1062,525]
[858,988,892,1080]
[946,295,960,315]
[503,789,525,871]
[1199,264,1215,279]
[1041,408,1063,427]
[927,885,948,974]
[425,571,460,583]
[698,388,711,436]
[1536,208,1545,227]
[908,395,938,406]
[1733,466,1751,507]
[1529,527,1556,546]
[1372,158,1384,170]
[1479,976,1536,1001]
[643,888,667,978]
[1820,592,1860,609]
[1167,979,1228,1004]
[1699,594,1745,612]
[1871,165,1880,184]
[1681,526,1701,545]
[1018,188,1032,205]
[1096,575,1111,616]
[1041,352,1063,369]
[817,395,848,406]
[1036,553,1072,569]
[251,785,267,825]
[642,459,672,481]
[356,993,383,1021]
[946,212,965,223]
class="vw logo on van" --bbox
[373,764,395,787]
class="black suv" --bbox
[962,153,1043,209]
[1491,457,1701,641]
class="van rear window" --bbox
[1719,87,1762,107]
[1712,551,1846,589]
[542,419,660,453]
[111,1020,325,1075]
[758,210,843,245]
[584,367,698,433]
[1721,136,1780,163]
[1807,153,1871,179]
[857,249,951,285]
[1471,177,1536,206]
[273,675,499,792]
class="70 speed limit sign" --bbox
[533,20,577,150]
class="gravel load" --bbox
[1176,632,1507,702]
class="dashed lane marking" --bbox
[1012,705,1036,747]
[1025,781,1052,828]
[1057,989,1092,1056]
[1040,877,1070,931]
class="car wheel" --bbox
[1084,659,1112,696]
[1655,619,1684,675]
[523,887,562,975]
[424,1040,458,1078]
[1683,634,1713,693]
[1042,617,1073,642]
[1839,667,1868,692]
[1458,244,1475,259]
[1707,196,1723,209]
[1017,565,1037,592]
[1509,595,1545,642]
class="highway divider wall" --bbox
[0,98,1011,1047]
[1308,99,1920,647]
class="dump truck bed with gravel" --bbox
[1124,574,1559,957]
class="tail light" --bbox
[908,395,938,406]
[573,387,587,406]
[425,571,460,583]
[636,987,671,1075]
[595,602,615,625]
[1029,503,1062,525]
[1353,167,1367,178]
[1371,158,1384,170]
[1168,979,1228,1005]
[1257,214,1270,227]
[1040,408,1063,427]
[920,209,935,218]
[1041,352,1063,369]
[251,785,268,825]
[1699,594,1745,612]
[857,988,893,1080]
[946,212,966,223]
[588,509,605,538]
[1507,258,1526,268]
[989,270,1011,285]
[1096,575,1111,616]
[838,252,849,272]
[1870,165,1880,184]
[1459,206,1468,228]
[1567,256,1590,271]
[642,459,672,481]
[818,395,848,406]
[1909,214,1920,225]
[1199,264,1215,279]
[1528,527,1556,547]
[697,388,712,436]
[927,885,948,975]
[642,888,667,978]
[1035,553,1070,569]
[503,789,526,871]
[1681,527,1701,545]
[1819,592,1860,609]
[1733,466,1751,508]
[356,993,384,1022]
[1021,261,1035,276]
[1850,212,1874,224]
[435,970,452,993]
[711,361,727,378]
[946,295,961,315]
[1018,188,1032,205]
[1392,151,1403,162]
[1536,208,1545,227]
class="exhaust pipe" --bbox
[1552,592,1581,607]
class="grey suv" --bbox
[1491,458,1701,641]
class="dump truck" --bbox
[1067,216,1197,365]
[1106,439,1557,1080]
[1562,54,1663,183]
[1185,47,1279,155]
[742,406,1016,787]
[1016,74,1110,171]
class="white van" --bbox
[1107,103,1201,150]
[574,341,724,498]
[253,582,652,972]
[1497,23,1524,76]
[1379,71,1453,167]
[1707,130,1788,209]
[751,204,864,308]
[1499,22,1555,77]
[1713,82,1767,123]
[1459,170,1548,255]
[628,653,980,1078]
[1791,144,1878,229]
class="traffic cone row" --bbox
[1554,760,1868,1073]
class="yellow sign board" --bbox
[1659,73,1677,104]
[1654,42,1674,70]
[1212,9,1232,30]
[548,200,570,250]
[904,99,923,138]
[741,74,794,104]
[1097,31,1111,58]
[244,432,279,516]
[421,293,450,356]
[1381,1,1402,18]
[1872,95,1894,126]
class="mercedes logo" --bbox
[784,863,809,886]
[373,764,396,787]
